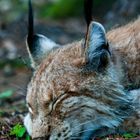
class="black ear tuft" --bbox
[84,0,93,27]
[26,0,60,68]
[27,0,34,51]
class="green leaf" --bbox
[0,90,13,99]
[10,124,26,138]
[25,135,31,140]
[0,111,4,117]
[123,133,135,138]
[17,127,26,137]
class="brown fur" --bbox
[24,19,140,139]
[107,18,140,89]
[107,19,140,133]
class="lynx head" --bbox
[24,0,132,139]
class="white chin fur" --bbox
[24,113,32,136]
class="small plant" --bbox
[123,132,135,139]
[10,123,30,139]
[0,90,13,99]
[25,135,31,140]
[10,123,31,139]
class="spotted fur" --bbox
[24,0,140,139]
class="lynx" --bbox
[24,0,140,139]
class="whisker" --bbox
[73,128,94,136]
[71,136,87,139]
[70,137,82,139]
[71,134,94,140]
[16,91,26,97]
[73,119,96,130]
[10,83,27,97]
[10,83,27,92]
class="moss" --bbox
[39,0,83,19]
[38,0,116,19]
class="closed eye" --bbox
[28,107,33,114]
[27,103,34,115]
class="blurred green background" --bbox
[1,0,140,22]
[0,0,116,21]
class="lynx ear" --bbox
[26,34,59,68]
[26,0,59,68]
[84,22,110,72]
